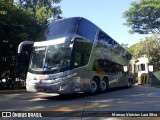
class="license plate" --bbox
[36,87,45,92]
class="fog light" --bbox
[59,83,69,90]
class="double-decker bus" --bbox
[18,17,134,95]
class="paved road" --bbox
[0,85,160,120]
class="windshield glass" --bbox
[37,18,79,41]
[29,43,71,72]
[30,47,46,70]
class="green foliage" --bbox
[35,5,52,25]
[128,34,160,71]
[121,43,129,50]
[0,1,42,86]
[0,0,63,89]
[123,0,160,34]
[17,0,62,27]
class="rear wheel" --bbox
[100,78,109,93]
[89,78,99,94]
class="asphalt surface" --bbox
[0,85,160,120]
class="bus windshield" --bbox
[29,43,71,72]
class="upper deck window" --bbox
[98,31,116,47]
[77,18,97,41]
[37,17,98,41]
[37,18,80,41]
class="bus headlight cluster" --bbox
[76,77,81,83]
[61,73,77,81]
[26,76,32,81]
[59,83,69,90]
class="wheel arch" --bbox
[103,76,109,81]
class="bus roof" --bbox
[36,17,132,58]
[37,17,98,41]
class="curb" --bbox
[0,89,27,94]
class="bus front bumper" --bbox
[26,79,75,94]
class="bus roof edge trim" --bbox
[34,38,66,47]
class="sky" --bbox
[59,0,149,46]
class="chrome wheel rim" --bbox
[90,81,97,93]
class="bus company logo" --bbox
[2,112,11,117]
[39,75,45,80]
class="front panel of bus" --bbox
[26,37,93,94]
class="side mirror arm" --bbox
[18,41,34,54]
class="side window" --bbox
[116,64,124,73]
[77,19,97,41]
[93,59,104,72]
[71,38,92,68]
[73,52,81,67]
[93,59,117,73]
[98,31,116,47]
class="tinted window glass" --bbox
[71,38,93,68]
[93,59,124,73]
[116,64,124,72]
[77,18,97,41]
[98,31,116,47]
[37,18,80,41]
[29,43,72,73]
[93,59,117,73]
[30,47,46,70]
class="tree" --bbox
[123,0,160,34]
[128,34,160,71]
[0,1,42,88]
[121,43,129,50]
[17,0,62,27]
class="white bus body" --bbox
[18,17,134,94]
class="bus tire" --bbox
[89,78,99,94]
[100,78,109,93]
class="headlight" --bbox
[66,73,77,79]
